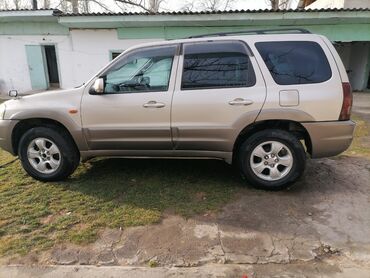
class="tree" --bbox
[113,0,166,13]
[182,0,236,12]
[267,0,294,9]
[43,0,50,8]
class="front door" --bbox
[171,40,266,152]
[81,44,179,151]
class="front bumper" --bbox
[302,120,355,158]
[0,119,19,155]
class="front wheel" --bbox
[237,129,306,190]
[18,127,80,181]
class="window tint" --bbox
[255,41,332,85]
[181,41,256,90]
[103,46,176,94]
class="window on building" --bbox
[255,41,332,85]
[103,45,176,94]
[110,51,123,60]
[181,41,256,90]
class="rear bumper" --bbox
[0,119,18,155]
[302,120,355,158]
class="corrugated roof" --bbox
[1,8,370,17]
[0,8,62,15]
[59,8,370,16]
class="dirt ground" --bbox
[1,93,370,278]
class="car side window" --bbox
[255,41,332,85]
[181,41,256,90]
[102,45,177,94]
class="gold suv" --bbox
[0,29,355,190]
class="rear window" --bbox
[255,41,332,85]
[181,41,256,90]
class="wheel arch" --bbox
[11,118,80,156]
[232,120,312,164]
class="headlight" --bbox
[0,103,6,120]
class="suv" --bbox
[0,29,355,190]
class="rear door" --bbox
[171,40,266,152]
[252,37,343,121]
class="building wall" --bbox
[1,20,370,96]
[0,30,159,96]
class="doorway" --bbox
[43,45,60,88]
[25,44,60,91]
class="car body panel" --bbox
[80,46,180,151]
[170,40,267,153]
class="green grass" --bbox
[0,151,241,256]
[344,114,370,157]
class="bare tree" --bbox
[13,0,20,9]
[43,0,50,8]
[267,0,293,9]
[297,0,317,8]
[182,0,236,12]
[32,0,38,9]
[65,0,78,13]
[113,0,166,13]
[0,0,10,9]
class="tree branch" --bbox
[114,0,152,12]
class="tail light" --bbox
[339,82,352,121]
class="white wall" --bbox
[0,35,71,95]
[0,29,160,97]
[65,29,160,88]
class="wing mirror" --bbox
[90,78,104,95]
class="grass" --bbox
[344,114,370,157]
[0,151,241,256]
[0,115,368,258]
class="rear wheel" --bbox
[18,127,80,181]
[237,129,306,190]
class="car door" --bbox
[81,44,179,150]
[171,40,266,153]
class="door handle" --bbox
[143,101,165,108]
[228,98,254,106]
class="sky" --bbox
[1,0,275,12]
[1,0,301,12]
[73,0,273,13]
[164,0,270,11]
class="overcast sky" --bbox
[42,0,272,12]
[80,0,273,13]
[3,0,299,12]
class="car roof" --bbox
[123,33,322,53]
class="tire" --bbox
[18,126,80,181]
[237,129,306,190]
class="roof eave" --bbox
[58,10,370,28]
[0,9,58,22]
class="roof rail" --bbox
[187,28,311,38]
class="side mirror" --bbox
[90,78,104,95]
[8,90,18,98]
